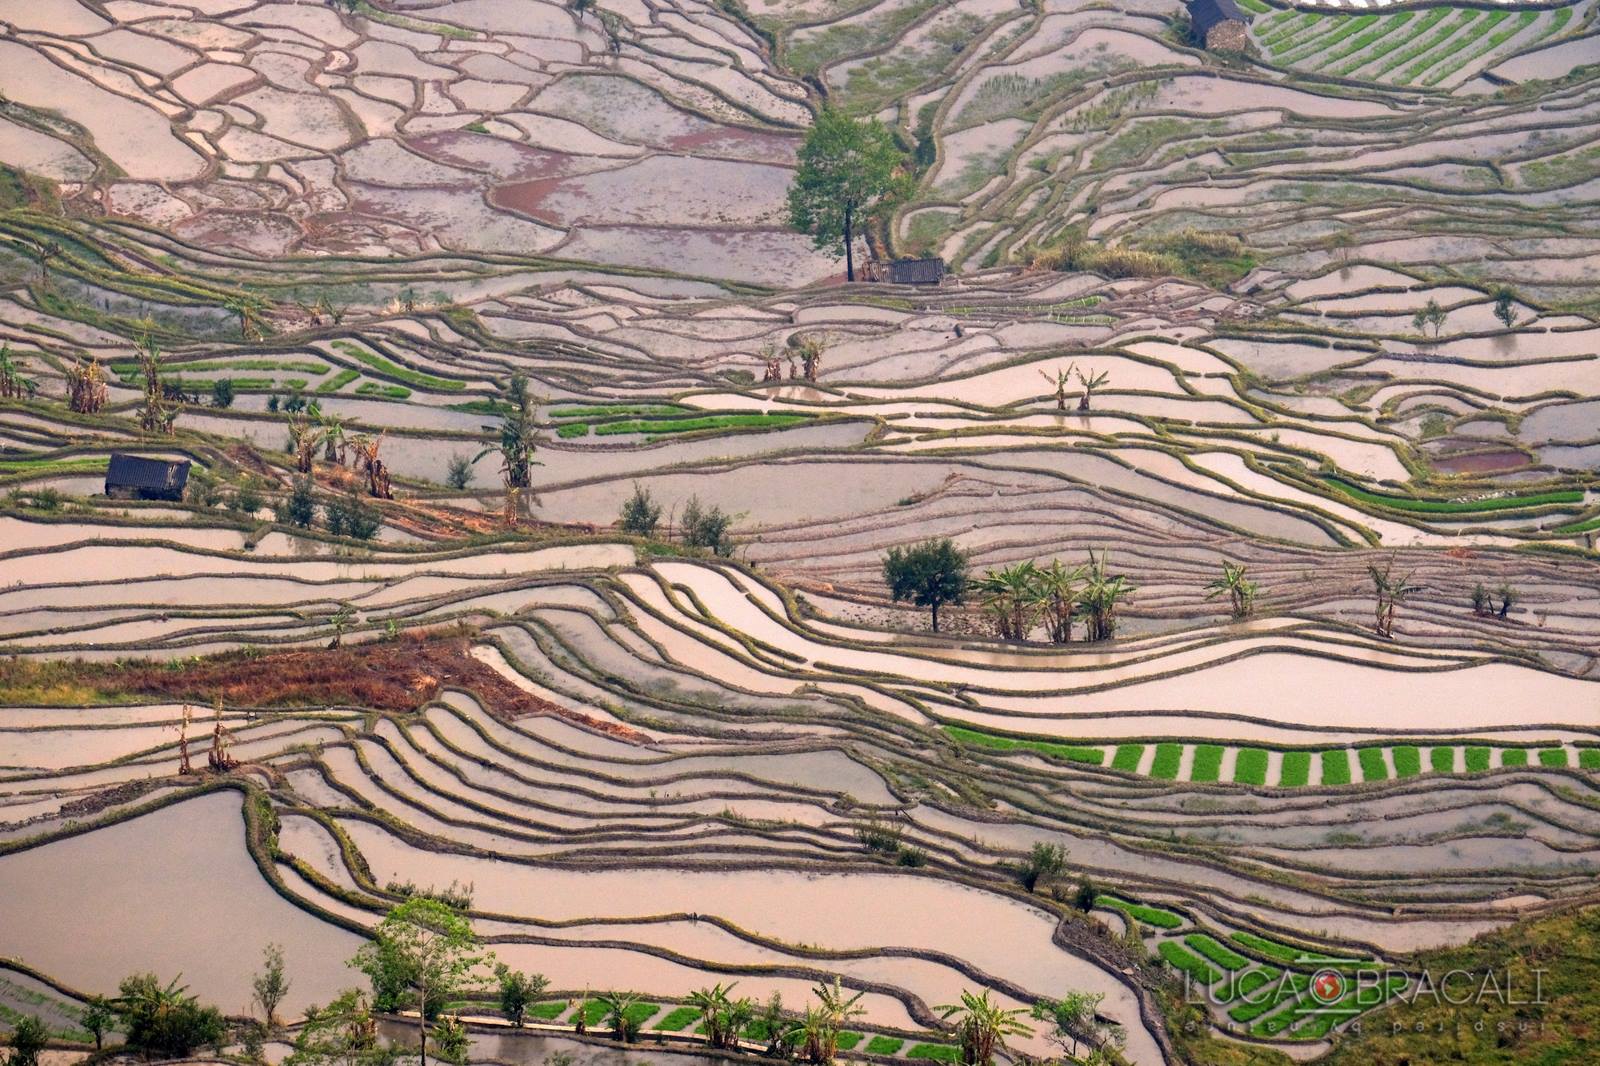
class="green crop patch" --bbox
[1539,748,1569,769]
[906,1044,960,1062]
[331,340,466,392]
[1279,751,1312,787]
[1322,750,1351,786]
[865,1036,904,1055]
[1233,747,1269,786]
[1321,476,1582,514]
[1150,742,1183,780]
[1501,748,1529,769]
[1429,746,1456,774]
[1159,940,1223,986]
[1191,744,1224,782]
[1111,744,1144,772]
[1465,746,1492,772]
[653,1006,699,1031]
[1392,746,1421,778]
[1097,895,1184,929]
[1186,933,1250,971]
[1357,746,1389,782]
[942,725,1103,765]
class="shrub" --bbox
[3,1016,46,1066]
[211,378,234,408]
[114,974,226,1058]
[681,495,735,556]
[324,491,380,540]
[856,820,902,855]
[1017,841,1067,892]
[445,454,473,490]
[275,477,317,528]
[896,845,928,867]
[619,483,661,536]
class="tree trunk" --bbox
[930,602,939,632]
[418,980,429,1066]
[844,203,855,283]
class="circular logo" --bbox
[1310,969,1345,1005]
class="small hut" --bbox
[1188,0,1248,51]
[885,257,946,286]
[105,453,191,501]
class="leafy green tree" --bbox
[325,490,381,539]
[1032,992,1118,1059]
[276,477,318,529]
[285,989,400,1066]
[1492,286,1518,329]
[495,966,547,1028]
[3,1016,47,1066]
[1017,841,1066,893]
[113,974,226,1058]
[1035,558,1084,644]
[935,990,1032,1066]
[619,483,661,536]
[429,1017,468,1065]
[82,996,113,1050]
[787,108,906,282]
[351,899,492,1066]
[253,942,291,1027]
[883,538,968,632]
[212,378,235,408]
[681,495,735,556]
[1073,879,1097,913]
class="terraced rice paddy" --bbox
[3,0,1600,1064]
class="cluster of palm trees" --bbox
[285,401,392,498]
[975,551,1134,643]
[0,343,36,399]
[679,979,865,1063]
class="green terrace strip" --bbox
[1431,746,1456,773]
[652,1006,700,1031]
[1111,743,1144,772]
[1230,931,1369,969]
[330,340,466,392]
[1186,933,1251,971]
[356,382,411,399]
[1358,746,1388,781]
[865,1036,905,1055]
[528,1001,568,1021]
[1321,476,1584,514]
[318,369,360,393]
[550,404,688,419]
[593,413,815,437]
[111,359,330,376]
[1150,742,1184,780]
[905,1045,960,1062]
[1465,746,1492,772]
[1097,895,1184,929]
[1279,750,1312,787]
[1191,743,1224,782]
[1227,973,1309,1025]
[1393,745,1422,778]
[1234,747,1269,785]
[1322,749,1352,786]
[834,1032,865,1051]
[942,724,1104,764]
[1158,940,1223,986]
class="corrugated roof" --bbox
[1189,0,1246,35]
[106,453,191,492]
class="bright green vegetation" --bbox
[1230,931,1368,969]
[905,1044,960,1062]
[113,359,328,377]
[1227,973,1309,1024]
[318,369,360,393]
[1321,749,1351,786]
[1111,744,1144,772]
[1279,750,1312,787]
[1321,476,1582,514]
[1554,514,1600,534]
[1465,746,1492,772]
[834,1032,864,1051]
[1322,906,1600,1064]
[865,1036,905,1055]
[1539,748,1568,769]
[1581,749,1600,771]
[355,382,411,399]
[1357,746,1388,782]
[942,725,1104,765]
[572,999,611,1026]
[1098,895,1184,930]
[652,1006,700,1031]
[594,413,814,437]
[1333,6,1447,76]
[557,423,589,439]
[1159,940,1222,986]
[331,340,465,392]
[1256,975,1408,1039]
[1392,745,1421,778]
[1191,744,1225,783]
[1233,747,1269,786]
[1282,14,1378,66]
[1186,934,1250,972]
[528,1001,568,1021]
[1150,742,1183,780]
[550,404,686,418]
[1501,748,1529,769]
[1430,746,1456,773]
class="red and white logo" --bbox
[1310,969,1345,1005]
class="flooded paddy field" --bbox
[2,0,1600,1062]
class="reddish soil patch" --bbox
[0,634,650,742]
[1432,449,1532,475]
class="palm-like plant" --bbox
[1369,556,1420,638]
[688,983,737,1049]
[34,239,61,284]
[1205,560,1257,619]
[1075,367,1109,410]
[135,338,177,434]
[1034,558,1084,643]
[1039,362,1076,411]
[976,562,1040,641]
[1079,550,1134,641]
[227,296,265,340]
[318,406,349,465]
[800,979,864,1064]
[351,432,393,499]
[597,991,642,1043]
[0,343,36,399]
[287,410,323,473]
[477,373,541,491]
[936,990,1033,1066]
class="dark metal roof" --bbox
[106,453,191,492]
[1189,0,1246,35]
[886,257,946,285]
